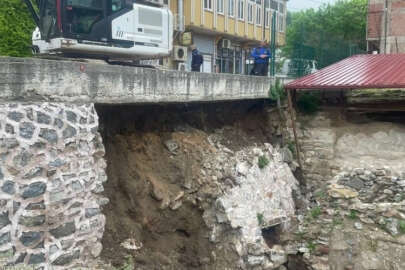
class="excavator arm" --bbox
[23,0,40,28]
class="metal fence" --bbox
[286,40,366,78]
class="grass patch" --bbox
[287,141,296,157]
[399,220,405,234]
[257,213,264,226]
[348,210,358,220]
[332,217,343,226]
[258,155,269,169]
[310,206,322,219]
[307,240,317,253]
[111,255,134,270]
[314,190,326,200]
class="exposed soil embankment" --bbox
[96,101,276,269]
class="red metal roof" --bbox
[285,54,405,90]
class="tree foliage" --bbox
[283,0,368,69]
[0,0,35,57]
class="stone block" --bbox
[66,111,77,123]
[21,182,47,199]
[8,111,24,122]
[1,138,18,148]
[0,212,11,230]
[19,231,43,247]
[50,222,76,238]
[28,252,46,264]
[15,252,27,264]
[36,111,51,124]
[62,126,77,139]
[39,128,58,143]
[48,158,65,168]
[0,232,11,245]
[19,122,35,139]
[26,201,45,210]
[5,124,14,134]
[2,181,15,194]
[52,250,80,266]
[54,118,64,129]
[19,215,46,227]
[85,208,101,218]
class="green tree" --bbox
[282,0,368,69]
[0,0,35,57]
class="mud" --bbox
[96,101,275,269]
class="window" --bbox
[111,0,124,13]
[238,0,244,19]
[264,0,270,9]
[204,0,213,10]
[64,0,104,35]
[228,0,235,16]
[217,0,224,13]
[270,0,278,10]
[248,2,253,23]
[279,2,284,13]
[265,9,270,27]
[278,13,284,32]
[256,5,261,25]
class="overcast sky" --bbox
[287,0,338,11]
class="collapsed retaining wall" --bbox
[0,103,107,269]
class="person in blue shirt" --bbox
[191,45,204,72]
[250,41,271,76]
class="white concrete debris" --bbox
[203,141,299,269]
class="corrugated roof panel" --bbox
[286,54,405,90]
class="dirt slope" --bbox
[96,101,275,269]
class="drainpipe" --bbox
[178,0,184,32]
[384,0,388,53]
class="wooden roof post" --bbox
[287,89,303,169]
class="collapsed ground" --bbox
[96,101,277,269]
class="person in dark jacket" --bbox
[191,45,203,72]
[251,41,271,76]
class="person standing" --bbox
[191,45,203,72]
[251,41,271,76]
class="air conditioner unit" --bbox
[221,39,232,49]
[178,62,187,71]
[140,0,164,7]
[173,46,188,61]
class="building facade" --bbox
[168,0,287,74]
[367,0,405,53]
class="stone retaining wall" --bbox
[0,103,107,269]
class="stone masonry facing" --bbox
[0,103,107,269]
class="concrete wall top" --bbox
[0,57,271,104]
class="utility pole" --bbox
[270,10,276,76]
[384,0,388,53]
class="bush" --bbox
[0,0,35,57]
[258,155,269,169]
[297,92,321,114]
[287,141,295,157]
[269,78,286,102]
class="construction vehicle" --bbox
[24,0,173,60]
